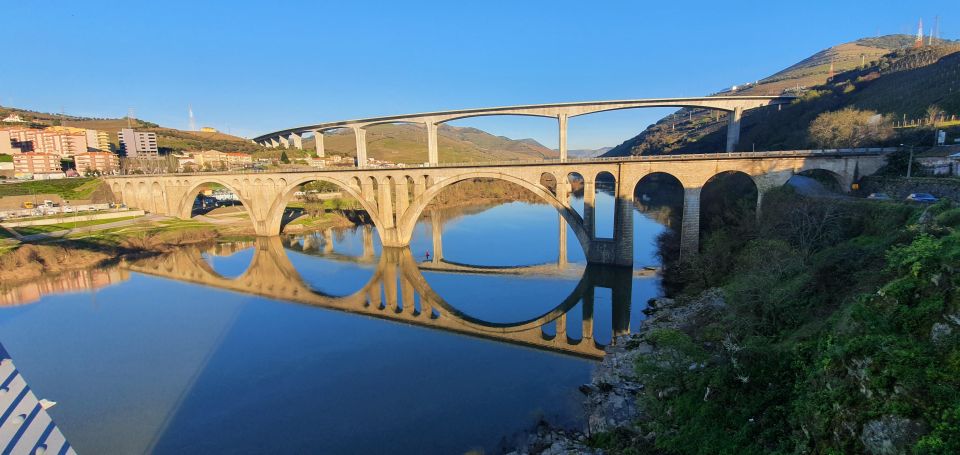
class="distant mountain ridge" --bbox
[603,34,960,157]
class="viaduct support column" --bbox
[377,179,395,230]
[269,138,280,148]
[279,135,290,148]
[680,186,701,258]
[290,132,303,150]
[313,131,325,157]
[725,106,743,152]
[362,225,374,259]
[430,209,443,264]
[557,113,568,161]
[353,127,368,167]
[583,179,596,240]
[323,228,334,254]
[426,121,439,166]
[612,177,634,267]
[394,177,409,222]
[557,181,570,265]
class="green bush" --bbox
[935,208,960,227]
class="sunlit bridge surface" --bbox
[0,191,668,454]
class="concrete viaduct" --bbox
[105,150,889,266]
[251,96,795,164]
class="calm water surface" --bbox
[0,192,667,454]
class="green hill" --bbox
[299,123,556,164]
[605,35,960,156]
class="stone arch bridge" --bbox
[105,150,888,266]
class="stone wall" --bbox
[858,176,960,200]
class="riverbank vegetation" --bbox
[595,189,960,453]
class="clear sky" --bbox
[1,1,955,149]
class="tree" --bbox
[926,104,943,126]
[808,108,893,148]
[280,150,290,164]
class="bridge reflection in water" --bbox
[127,235,638,358]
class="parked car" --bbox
[866,192,892,201]
[906,193,938,203]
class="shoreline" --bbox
[507,289,725,454]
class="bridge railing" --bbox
[113,147,896,177]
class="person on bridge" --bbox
[425,251,431,260]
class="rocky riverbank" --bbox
[507,289,727,455]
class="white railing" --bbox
[110,148,895,178]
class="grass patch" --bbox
[0,178,102,200]
[15,216,141,235]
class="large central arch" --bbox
[177,177,257,223]
[266,175,386,239]
[396,172,593,255]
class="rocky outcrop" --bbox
[509,289,726,454]
[860,415,928,455]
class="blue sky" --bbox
[1,1,955,149]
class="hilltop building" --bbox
[74,151,120,175]
[200,126,218,133]
[1,114,25,123]
[118,128,158,157]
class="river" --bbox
[0,189,668,454]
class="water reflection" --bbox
[130,236,640,358]
[0,192,671,454]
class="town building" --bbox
[0,130,21,155]
[1,114,25,123]
[200,126,218,133]
[2,127,88,157]
[224,152,253,166]
[194,149,228,168]
[13,153,63,177]
[74,151,120,175]
[118,128,158,157]
[45,126,111,153]
[85,129,111,152]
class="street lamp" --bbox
[900,143,914,178]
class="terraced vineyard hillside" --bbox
[605,35,960,156]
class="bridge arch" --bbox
[792,168,846,192]
[266,175,387,239]
[699,170,759,237]
[176,177,257,224]
[396,171,591,255]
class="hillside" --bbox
[0,106,556,163]
[0,107,262,154]
[299,123,557,164]
[605,35,960,156]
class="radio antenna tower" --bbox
[934,15,940,44]
[127,107,135,128]
[188,105,196,131]
[915,18,924,48]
